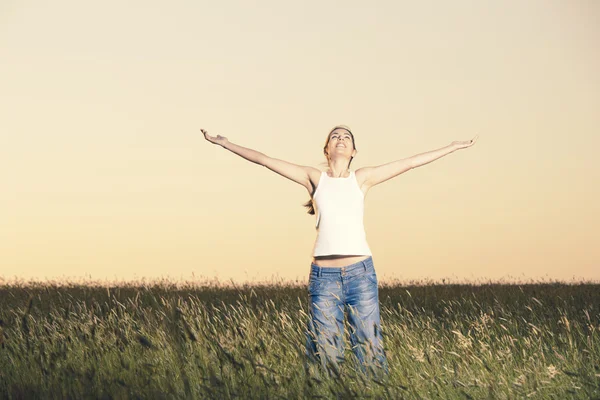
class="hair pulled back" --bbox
[302,125,357,215]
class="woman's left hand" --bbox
[452,135,479,150]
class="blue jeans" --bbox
[304,256,390,380]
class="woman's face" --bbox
[326,128,355,159]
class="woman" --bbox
[202,126,478,380]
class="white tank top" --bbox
[312,170,373,257]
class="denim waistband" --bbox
[310,256,374,277]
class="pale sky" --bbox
[1,0,599,285]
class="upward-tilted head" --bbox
[323,125,357,166]
[303,125,359,215]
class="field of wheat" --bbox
[0,276,598,399]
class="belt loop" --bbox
[363,261,367,272]
[318,266,322,278]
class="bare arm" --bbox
[222,140,267,166]
[202,128,312,190]
[202,128,266,165]
[407,143,457,169]
[362,135,479,189]
[362,144,458,188]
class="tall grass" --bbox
[0,276,598,399]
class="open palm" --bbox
[201,129,228,147]
[453,134,479,150]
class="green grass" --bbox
[0,277,599,399]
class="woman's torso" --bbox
[308,168,372,268]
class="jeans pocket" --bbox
[365,271,378,286]
[308,277,326,293]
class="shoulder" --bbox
[354,167,370,188]
[306,167,322,185]
[303,167,322,196]
[306,166,322,175]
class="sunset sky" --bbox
[1,0,598,286]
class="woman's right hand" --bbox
[201,128,229,147]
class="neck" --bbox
[328,159,350,177]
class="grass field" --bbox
[0,277,598,399]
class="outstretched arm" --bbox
[410,135,479,168]
[362,135,479,188]
[202,128,312,190]
[202,128,265,165]
[222,140,267,166]
[408,143,456,169]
